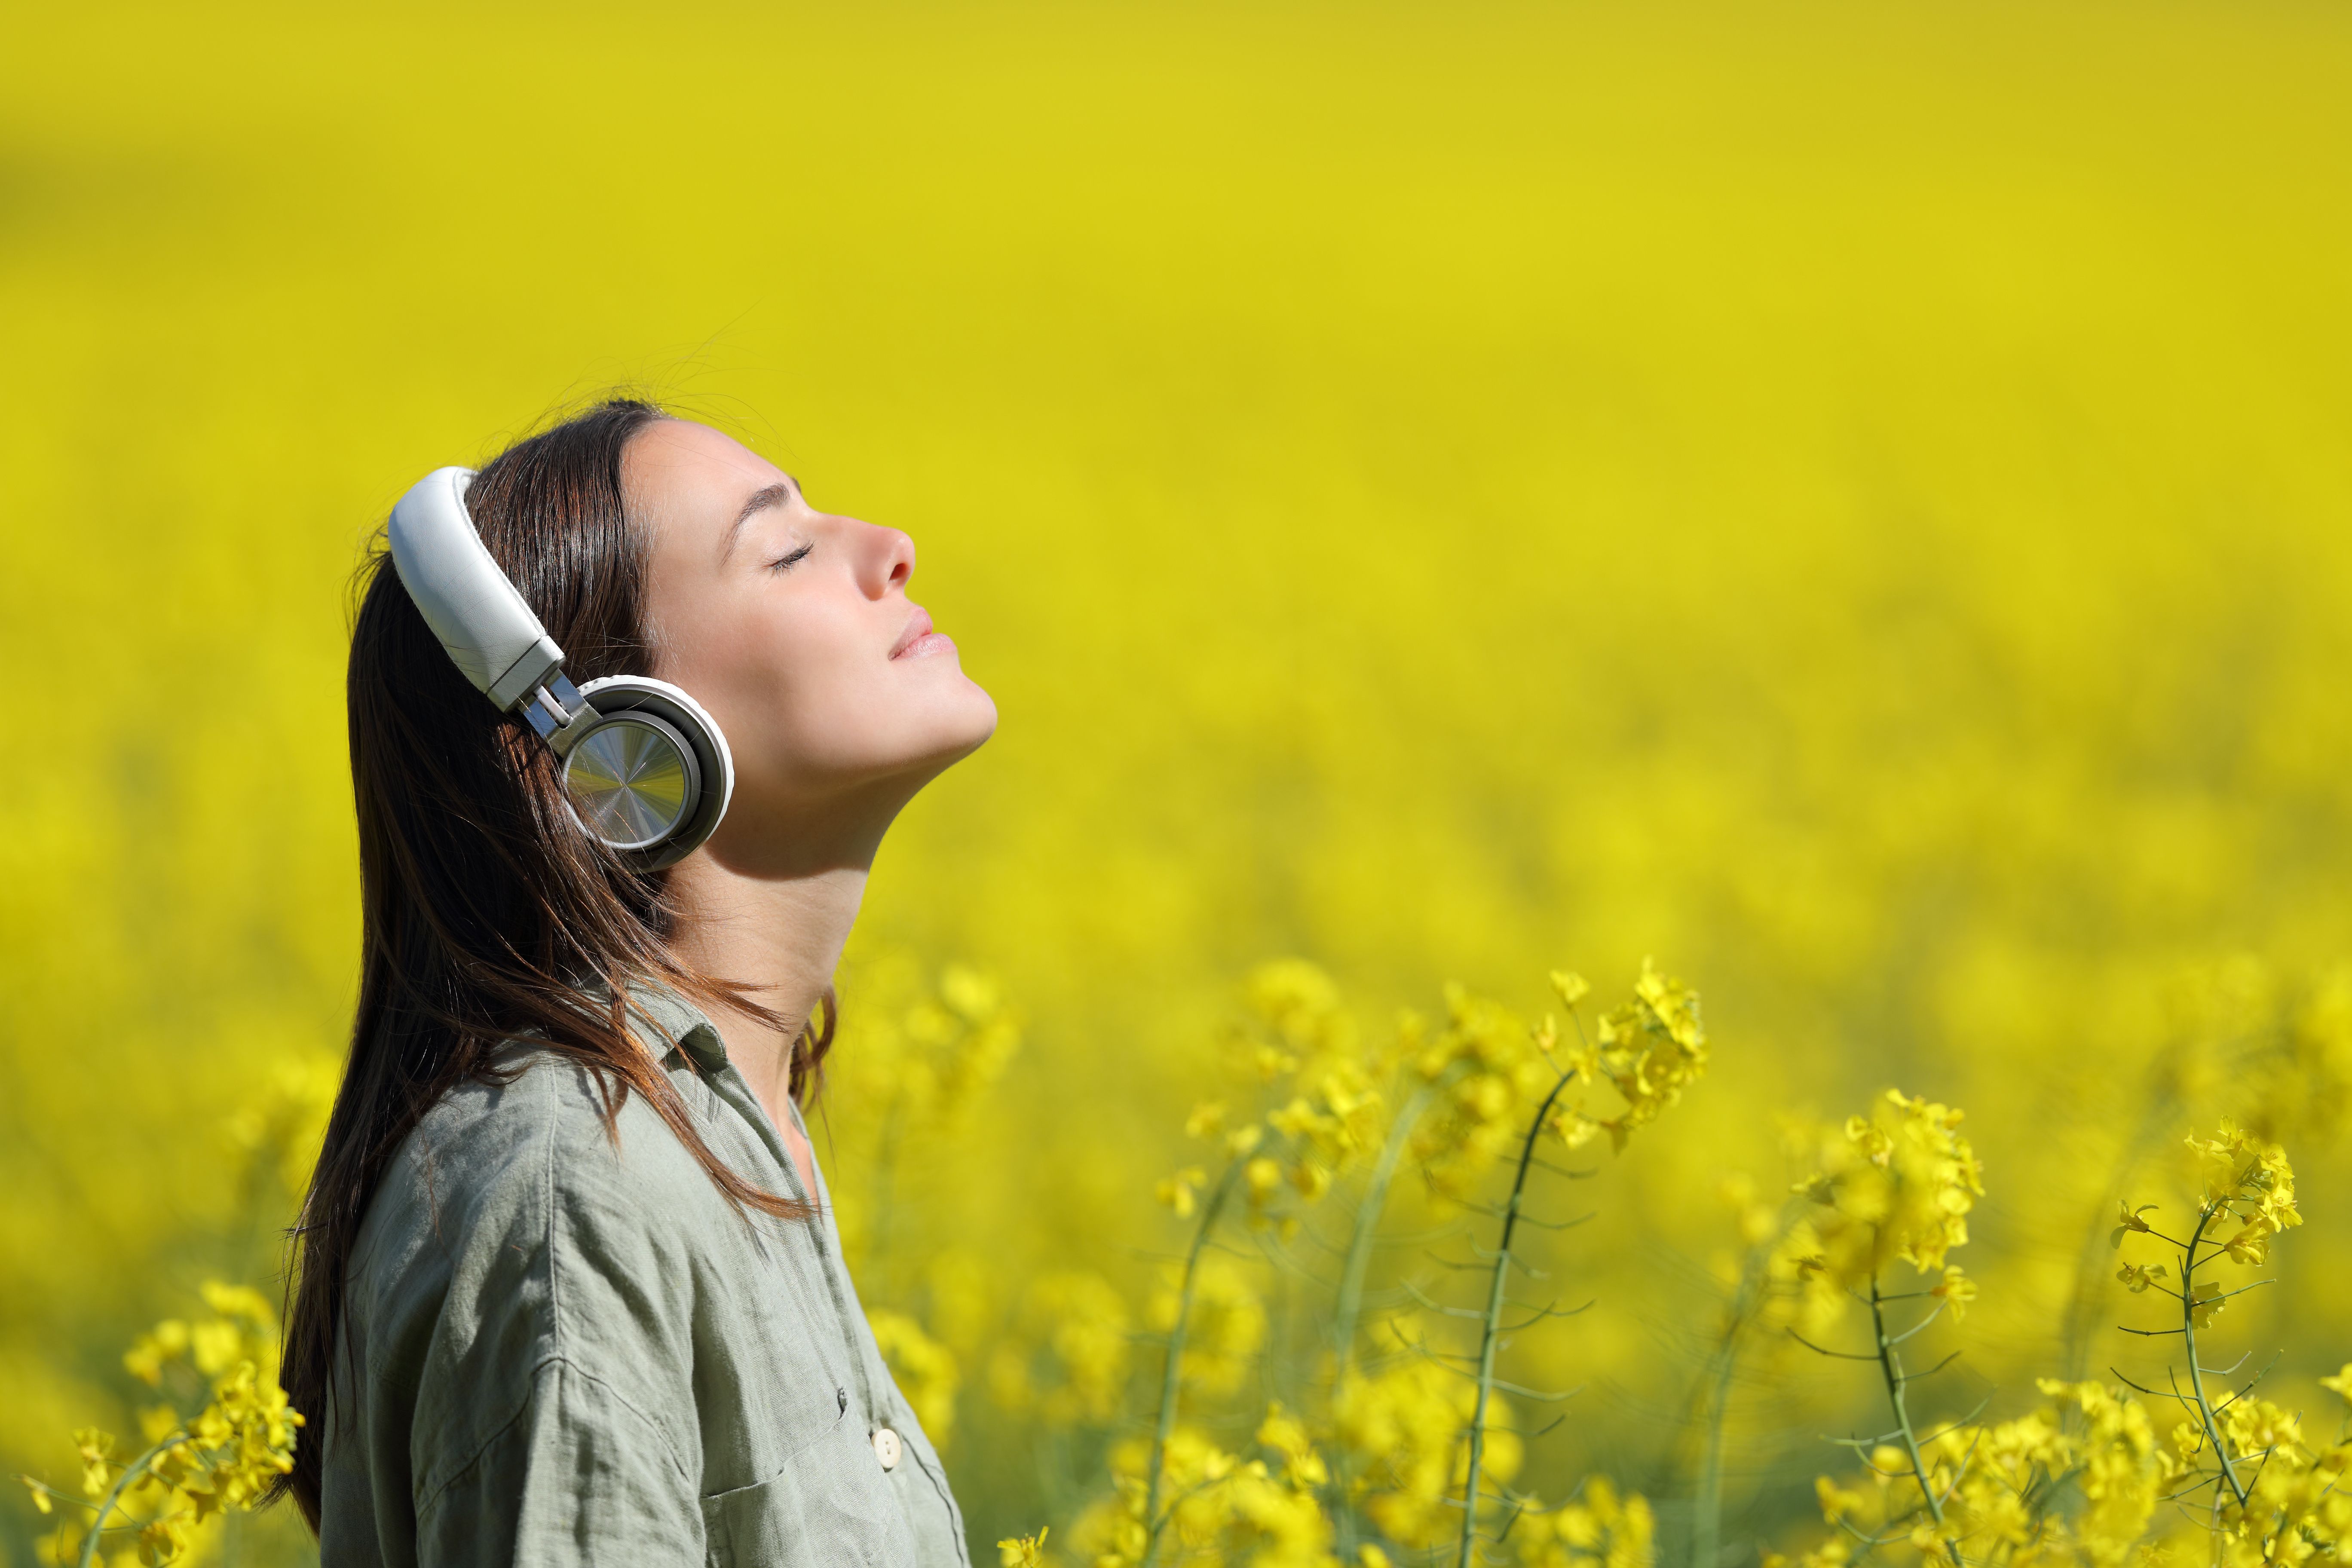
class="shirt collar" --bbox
[616,977,732,1075]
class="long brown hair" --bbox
[277,399,830,1525]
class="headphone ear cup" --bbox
[569,676,735,870]
[562,712,701,852]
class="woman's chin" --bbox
[924,696,999,768]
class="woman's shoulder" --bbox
[338,1046,729,1504]
[358,1045,722,1268]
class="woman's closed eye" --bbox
[768,542,815,573]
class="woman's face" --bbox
[625,419,996,861]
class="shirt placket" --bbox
[691,1054,891,1444]
[784,1094,969,1565]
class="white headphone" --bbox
[387,466,735,870]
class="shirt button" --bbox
[872,1427,903,1471]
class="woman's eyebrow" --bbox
[720,479,798,562]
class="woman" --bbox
[279,399,998,1565]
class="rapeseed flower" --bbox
[989,1270,1133,1428]
[1516,1477,1654,1568]
[868,1310,961,1444]
[28,1285,305,1565]
[1791,1088,1983,1304]
[1148,1258,1265,1396]
[996,1525,1049,1566]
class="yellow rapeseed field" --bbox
[6,3,2352,1564]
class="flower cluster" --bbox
[21,1282,304,1566]
[1409,984,1569,1199]
[836,958,1024,1137]
[1783,1379,2166,1568]
[1146,1258,1267,1397]
[220,1053,340,1206]
[1333,1351,1520,1551]
[1119,963,1690,1568]
[1553,961,1709,1153]
[2187,1391,2352,1568]
[1409,962,1707,1201]
[1515,1476,1656,1568]
[1176,959,1391,1224]
[2108,1126,2337,1568]
[2184,1121,2303,1266]
[822,956,1028,1448]
[987,1271,1135,1430]
[1786,1089,1985,1320]
[868,1309,962,1444]
[1069,1415,1338,1568]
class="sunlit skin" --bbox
[625,419,997,1190]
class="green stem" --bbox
[1867,1275,1963,1568]
[2180,1204,2248,1509]
[1329,1078,1441,1561]
[1689,1258,1761,1568]
[1139,1158,1246,1568]
[1334,1080,1441,1381]
[1456,1066,1578,1568]
[2055,1070,2185,1379]
[76,1432,188,1568]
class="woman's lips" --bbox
[888,606,956,660]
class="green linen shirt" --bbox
[316,984,969,1567]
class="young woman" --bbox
[279,399,997,1565]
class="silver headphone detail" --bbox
[558,676,734,869]
[386,467,735,868]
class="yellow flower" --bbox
[1930,1265,1977,1320]
[1254,1400,1329,1488]
[189,1319,242,1378]
[122,1320,190,1387]
[2111,1201,2158,1248]
[2318,1364,2352,1406]
[138,1509,192,1565]
[2185,1124,2302,1236]
[1521,1476,1655,1568]
[1335,1352,1490,1549]
[73,1428,114,1499]
[996,1525,1048,1567]
[1185,1101,1227,1139]
[1816,1475,1867,1522]
[1156,1167,1207,1218]
[2188,1278,2225,1329]
[1244,1156,1283,1207]
[2220,1221,2272,1266]
[198,1282,276,1328]
[1790,1088,1982,1295]
[1148,1259,1266,1396]
[2116,1261,2168,1294]
[868,1310,961,1444]
[996,1271,1131,1429]
[1244,960,1352,1055]
[938,964,1001,1022]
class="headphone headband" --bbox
[383,464,733,867]
[388,467,567,712]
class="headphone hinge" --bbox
[524,673,599,756]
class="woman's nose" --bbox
[855,520,916,598]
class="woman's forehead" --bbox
[627,420,793,548]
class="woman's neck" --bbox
[663,852,870,1132]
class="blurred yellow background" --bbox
[6,2,2352,1563]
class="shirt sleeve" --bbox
[411,1357,703,1568]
